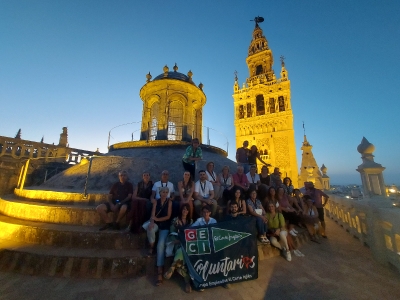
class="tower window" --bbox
[269,98,275,113]
[255,65,263,75]
[256,95,265,116]
[149,102,159,140]
[247,103,252,118]
[278,96,285,112]
[238,105,244,119]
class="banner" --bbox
[179,216,258,290]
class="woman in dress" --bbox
[226,188,247,215]
[219,165,234,204]
[177,171,194,219]
[163,204,193,293]
[246,189,269,244]
[126,172,153,233]
[182,138,202,180]
[146,187,173,286]
[205,161,222,201]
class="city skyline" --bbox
[1,1,399,185]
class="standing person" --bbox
[205,161,222,201]
[182,138,202,180]
[126,172,153,233]
[177,171,194,220]
[193,170,217,217]
[146,187,173,286]
[248,145,269,170]
[304,182,329,238]
[236,140,250,174]
[218,165,234,205]
[96,170,134,231]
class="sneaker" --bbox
[289,229,297,237]
[293,229,299,234]
[293,250,302,257]
[297,250,305,257]
[286,251,292,261]
[99,223,112,231]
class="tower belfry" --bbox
[233,18,298,187]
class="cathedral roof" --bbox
[153,71,194,84]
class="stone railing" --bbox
[0,136,101,164]
[325,193,400,272]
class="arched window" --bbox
[256,65,263,75]
[278,96,285,111]
[168,101,183,140]
[149,102,159,140]
[269,98,275,113]
[256,95,265,116]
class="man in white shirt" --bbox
[192,205,217,226]
[246,165,261,190]
[151,170,175,201]
[194,170,217,217]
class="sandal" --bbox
[156,271,163,286]
[163,267,175,280]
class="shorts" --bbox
[316,208,325,222]
[104,201,131,213]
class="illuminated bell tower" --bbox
[233,19,298,187]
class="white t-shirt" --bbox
[246,172,260,184]
[195,180,214,198]
[205,170,217,183]
[192,217,217,226]
[152,181,175,199]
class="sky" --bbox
[1,0,399,185]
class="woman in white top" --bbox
[205,161,222,201]
[218,165,234,204]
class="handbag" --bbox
[142,199,169,230]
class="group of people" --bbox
[95,139,330,292]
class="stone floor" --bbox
[0,217,399,300]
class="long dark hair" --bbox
[178,203,191,220]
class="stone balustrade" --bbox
[325,193,400,272]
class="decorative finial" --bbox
[173,63,178,72]
[250,16,264,28]
[163,65,169,74]
[280,55,285,67]
[146,72,152,82]
[302,121,306,136]
[198,82,203,90]
[234,70,238,81]
[40,136,44,143]
[187,70,193,79]
[15,128,21,139]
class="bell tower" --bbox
[233,18,299,187]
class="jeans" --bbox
[255,216,268,235]
[239,163,250,174]
[146,224,170,267]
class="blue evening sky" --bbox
[0,1,399,185]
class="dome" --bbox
[153,71,195,85]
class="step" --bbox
[0,195,103,225]
[0,239,150,278]
[0,214,145,250]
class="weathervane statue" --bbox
[250,16,264,27]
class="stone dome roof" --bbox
[153,71,195,85]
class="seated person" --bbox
[146,187,173,286]
[177,171,195,220]
[224,201,244,221]
[265,201,291,261]
[163,204,193,293]
[226,189,247,215]
[301,195,320,243]
[218,165,234,205]
[151,170,175,216]
[206,161,222,201]
[126,171,153,233]
[192,205,217,226]
[96,170,133,231]
[246,189,269,244]
[246,165,261,190]
[194,170,217,217]
[232,165,250,198]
